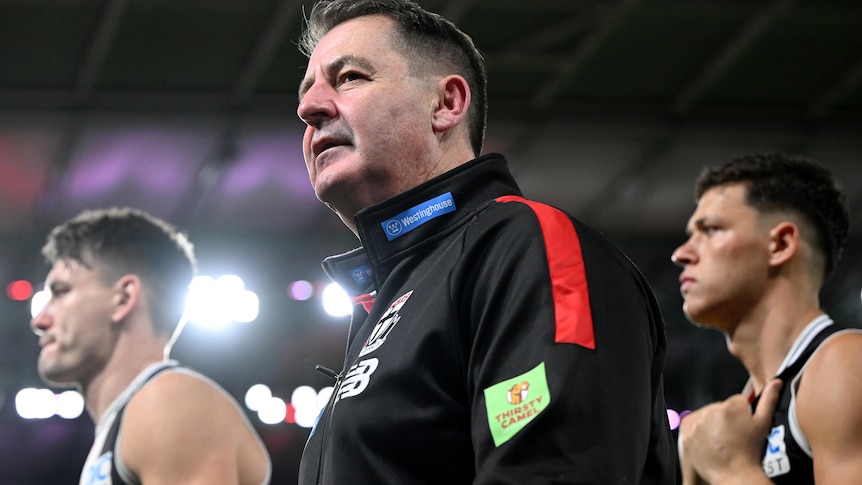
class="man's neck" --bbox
[727,293,822,393]
[83,341,166,423]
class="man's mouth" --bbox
[679,276,695,294]
[312,136,350,159]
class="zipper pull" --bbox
[315,365,340,380]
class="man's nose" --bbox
[671,240,696,267]
[30,306,51,336]
[297,81,337,128]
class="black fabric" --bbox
[751,324,845,484]
[300,154,678,484]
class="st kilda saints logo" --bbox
[359,290,413,357]
[336,290,414,402]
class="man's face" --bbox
[672,183,774,333]
[297,15,441,223]
[31,259,116,387]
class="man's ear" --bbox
[431,74,471,133]
[768,221,799,268]
[111,274,142,323]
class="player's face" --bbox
[31,259,116,387]
[297,15,441,222]
[672,183,774,334]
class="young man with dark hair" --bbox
[673,153,862,484]
[34,207,271,485]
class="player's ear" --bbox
[431,74,470,133]
[111,274,142,323]
[768,221,799,268]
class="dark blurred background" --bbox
[1,0,861,483]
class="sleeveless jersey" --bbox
[79,361,177,485]
[750,316,861,484]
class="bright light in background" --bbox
[56,390,86,419]
[31,289,50,318]
[7,280,34,301]
[288,280,314,301]
[322,283,352,317]
[186,276,225,327]
[258,396,287,425]
[216,274,244,294]
[185,274,259,328]
[291,385,317,404]
[232,290,260,323]
[245,384,332,427]
[244,384,272,412]
[291,386,320,428]
[16,388,54,419]
[15,388,85,420]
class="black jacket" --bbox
[299,154,677,484]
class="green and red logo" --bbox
[483,362,551,447]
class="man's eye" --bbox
[340,72,364,83]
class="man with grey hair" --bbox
[296,0,677,483]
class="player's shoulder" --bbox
[793,329,862,483]
[797,329,862,411]
[127,367,239,424]
[487,195,587,238]
[140,367,220,397]
[807,329,862,374]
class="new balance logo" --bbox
[337,358,379,401]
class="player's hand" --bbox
[678,379,783,485]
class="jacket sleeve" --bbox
[457,198,677,484]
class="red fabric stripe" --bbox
[496,195,596,350]
[352,293,376,313]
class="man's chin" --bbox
[682,310,727,335]
[315,181,358,216]
[38,365,79,389]
[682,305,710,328]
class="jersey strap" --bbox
[103,363,179,485]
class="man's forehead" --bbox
[46,258,96,282]
[307,15,397,66]
[702,182,747,200]
[712,184,751,206]
[690,184,755,222]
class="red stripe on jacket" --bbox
[496,195,596,350]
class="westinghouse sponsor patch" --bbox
[381,192,456,241]
[350,263,372,286]
[483,362,551,447]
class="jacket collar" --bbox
[323,153,521,295]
